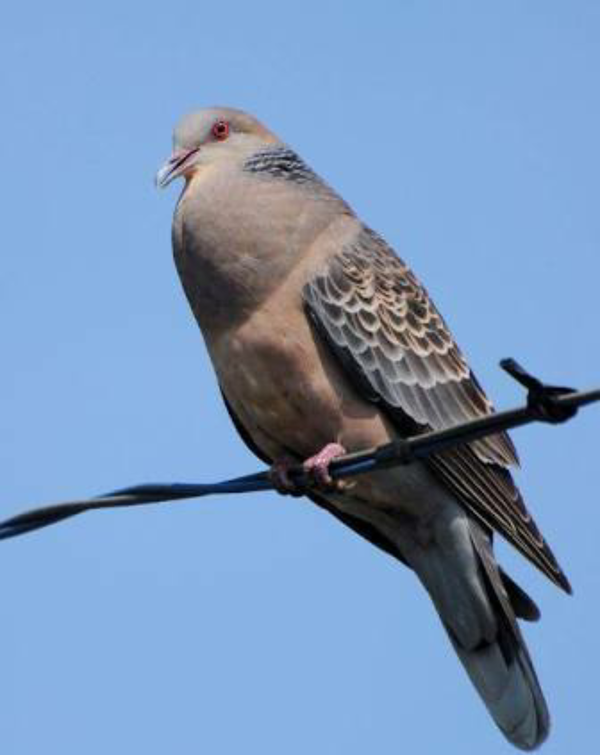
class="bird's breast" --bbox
[210,308,344,460]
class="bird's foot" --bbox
[269,443,347,496]
[303,442,347,491]
[269,457,304,497]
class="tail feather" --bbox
[500,567,541,622]
[446,618,549,750]
[410,515,549,750]
[467,523,550,749]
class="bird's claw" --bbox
[303,442,347,492]
[269,443,347,496]
[268,459,305,497]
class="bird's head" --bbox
[155,107,279,188]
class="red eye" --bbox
[212,120,230,141]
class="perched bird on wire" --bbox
[156,107,570,750]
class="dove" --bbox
[156,106,570,750]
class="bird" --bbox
[156,106,570,750]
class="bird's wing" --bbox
[303,226,571,593]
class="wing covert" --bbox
[303,226,571,593]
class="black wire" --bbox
[1,360,598,542]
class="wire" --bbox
[1,359,598,542]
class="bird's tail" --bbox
[412,519,549,750]
[445,602,549,750]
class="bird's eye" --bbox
[212,120,230,141]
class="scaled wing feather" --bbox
[303,227,571,593]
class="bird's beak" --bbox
[155,147,201,188]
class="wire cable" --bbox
[1,359,598,542]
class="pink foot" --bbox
[269,457,303,497]
[269,443,347,496]
[303,442,347,491]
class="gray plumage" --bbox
[157,106,570,750]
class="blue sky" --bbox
[1,2,599,753]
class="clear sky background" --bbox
[1,2,599,753]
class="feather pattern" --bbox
[303,226,571,593]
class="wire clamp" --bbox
[500,358,578,424]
